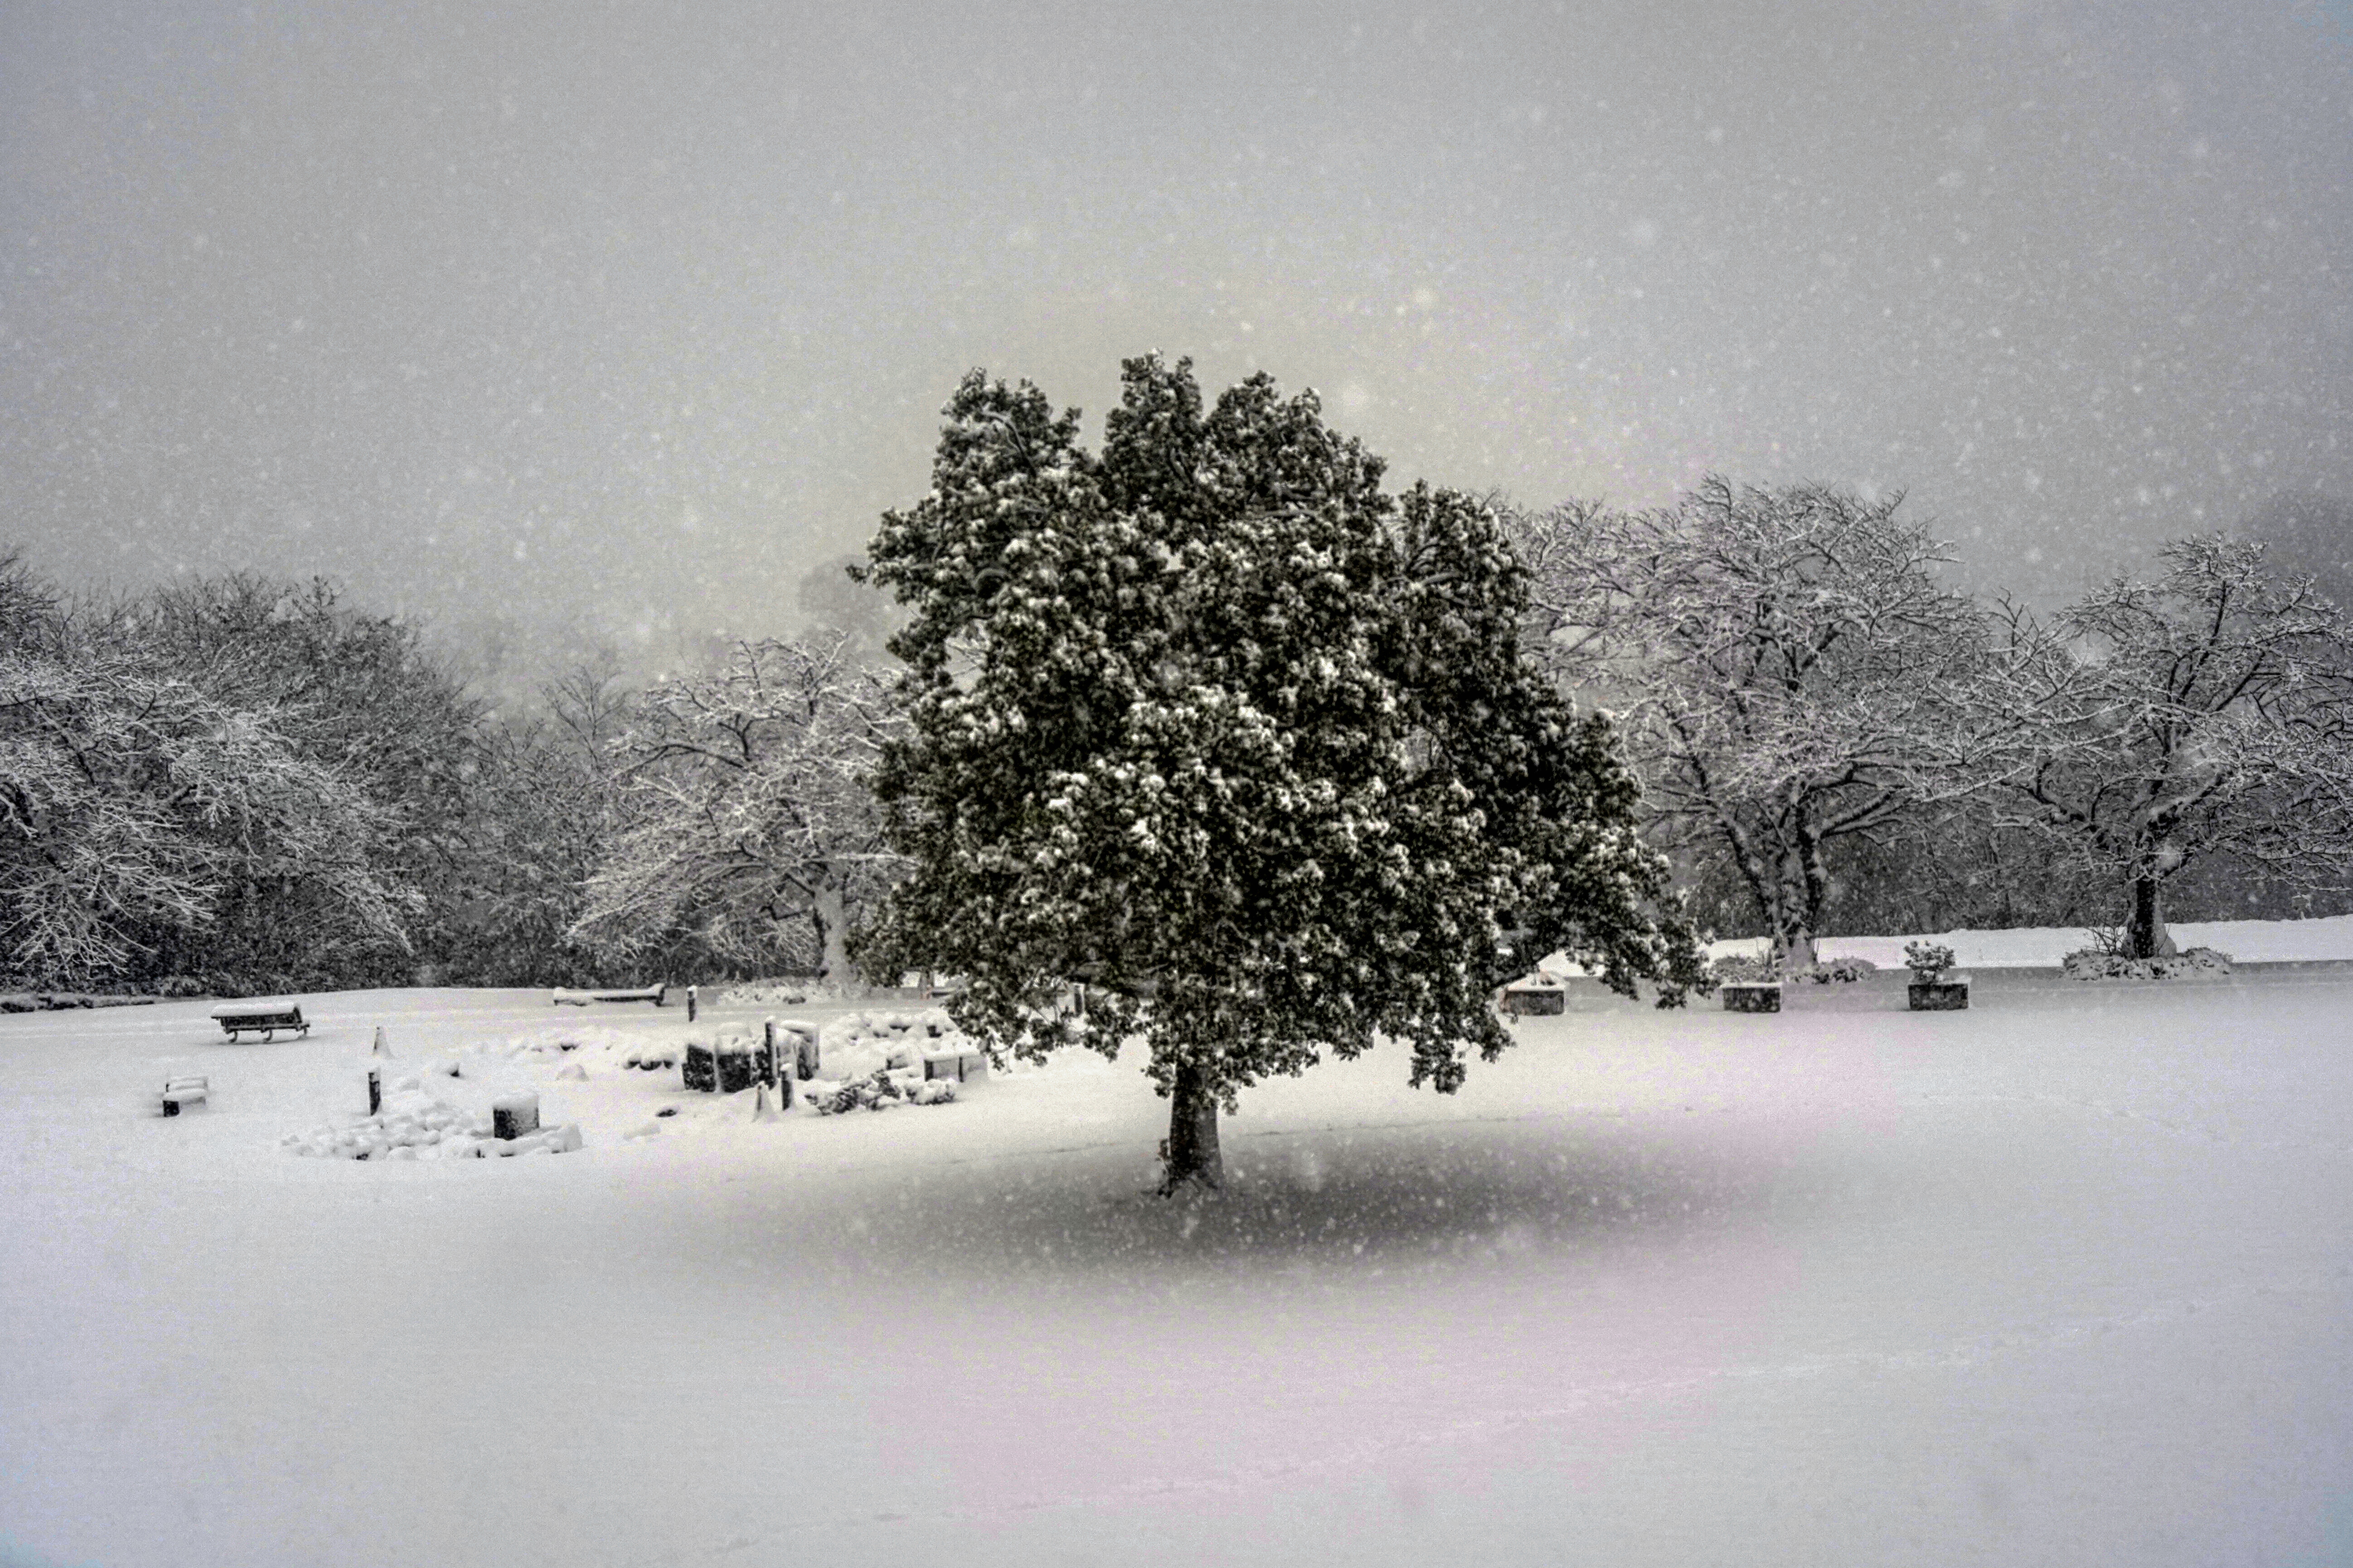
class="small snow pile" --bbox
[712,978,809,1007]
[417,1035,589,1079]
[283,1090,583,1160]
[811,1068,956,1115]
[283,1092,486,1160]
[2061,946,2233,982]
[622,1041,682,1071]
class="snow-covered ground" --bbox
[1710,912,2353,970]
[4,928,2352,1567]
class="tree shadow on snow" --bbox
[716,1112,1799,1287]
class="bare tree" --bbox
[570,634,901,984]
[1987,535,2353,958]
[1512,476,1999,969]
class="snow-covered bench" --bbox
[551,984,667,1007]
[210,1002,310,1041]
[160,1074,209,1116]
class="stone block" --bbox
[492,1094,540,1139]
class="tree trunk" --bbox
[1775,927,1819,973]
[812,882,854,992]
[2125,876,2176,959]
[1159,1061,1223,1196]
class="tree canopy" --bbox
[1512,478,1996,971]
[858,356,1704,1192]
[1987,534,2353,958]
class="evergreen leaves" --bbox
[859,355,1703,1105]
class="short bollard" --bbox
[687,985,698,1022]
[367,1067,382,1115]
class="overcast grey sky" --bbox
[4,0,2348,667]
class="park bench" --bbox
[551,984,667,1007]
[159,1074,209,1116]
[209,1002,310,1041]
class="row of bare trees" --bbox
[1508,479,2353,964]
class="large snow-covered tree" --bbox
[571,634,899,982]
[1987,534,2353,958]
[1511,478,1999,970]
[857,357,1705,1194]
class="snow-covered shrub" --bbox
[1904,941,1957,982]
[1710,953,1775,983]
[810,1068,956,1116]
[2060,946,2232,982]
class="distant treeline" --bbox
[3,492,2348,997]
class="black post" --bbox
[367,1068,381,1116]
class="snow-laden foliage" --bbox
[0,639,414,986]
[1513,478,1999,972]
[447,655,634,987]
[857,356,1705,1191]
[1988,535,2353,958]
[572,634,901,982]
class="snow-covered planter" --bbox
[817,1010,962,1080]
[770,1019,822,1080]
[1903,941,1968,1009]
[1908,978,1970,1011]
[1500,978,1567,1016]
[2061,946,2233,982]
[1720,982,1781,1013]
[681,1034,777,1094]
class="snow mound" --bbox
[712,978,810,1007]
[283,1089,583,1160]
[283,1092,486,1160]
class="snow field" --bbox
[2,953,2351,1567]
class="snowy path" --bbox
[4,970,2351,1566]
